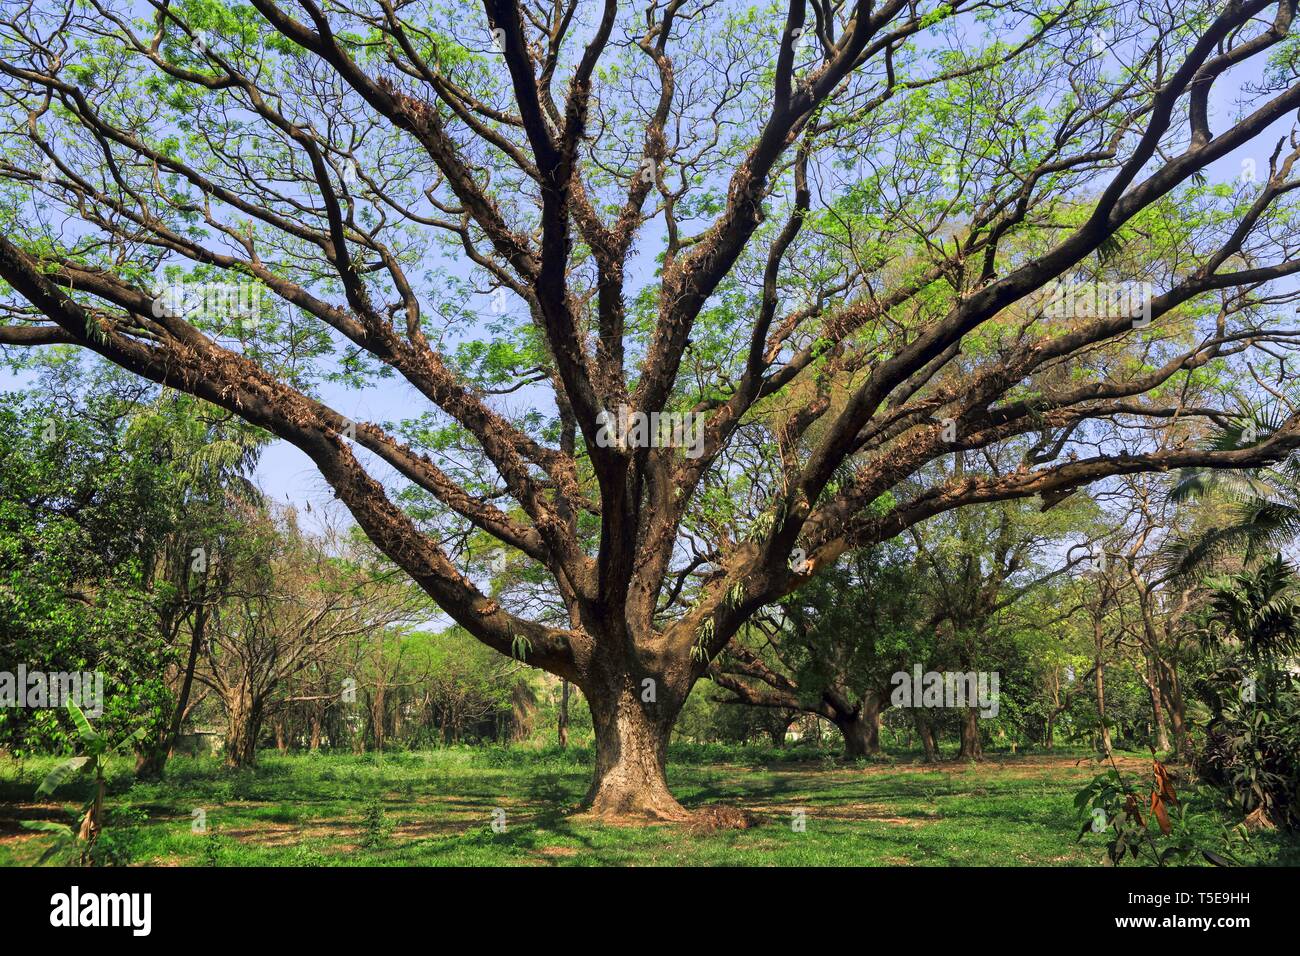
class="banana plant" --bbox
[20,700,146,865]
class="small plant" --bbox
[1197,684,1300,830]
[361,797,393,848]
[21,700,146,866]
[691,617,716,662]
[89,807,147,867]
[201,832,222,868]
[1075,757,1227,866]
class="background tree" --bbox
[194,505,422,766]
[0,364,173,753]
[421,627,519,744]
[907,484,1095,759]
[710,543,925,758]
[129,390,265,776]
[1192,557,1300,829]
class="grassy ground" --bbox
[1,745,1295,866]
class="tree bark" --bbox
[1146,661,1171,753]
[836,695,883,758]
[134,747,167,780]
[370,686,387,752]
[224,689,262,768]
[767,712,794,749]
[1093,618,1113,756]
[915,713,939,762]
[167,604,206,754]
[1094,661,1113,756]
[957,707,983,760]
[583,680,689,822]
[137,604,208,780]
[511,679,538,742]
[1156,660,1190,760]
[557,678,570,749]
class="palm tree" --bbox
[1163,403,1300,578]
[1199,556,1300,663]
[1193,555,1300,830]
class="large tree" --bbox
[4,0,1300,819]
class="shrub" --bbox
[1196,677,1300,831]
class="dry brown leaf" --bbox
[1149,791,1172,835]
[1153,759,1178,804]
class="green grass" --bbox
[1,746,1295,866]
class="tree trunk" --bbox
[583,681,688,822]
[768,714,793,749]
[837,712,879,758]
[224,690,262,768]
[1149,660,1190,761]
[511,679,538,742]
[558,679,570,749]
[167,605,206,753]
[957,707,983,760]
[309,710,322,751]
[135,745,167,780]
[137,604,208,780]
[837,695,883,758]
[915,713,938,762]
[1094,662,1113,756]
[368,687,387,752]
[1093,623,1113,756]
[1147,665,1171,753]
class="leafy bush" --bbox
[1195,678,1300,831]
[361,797,393,848]
[1075,759,1253,866]
[87,806,148,866]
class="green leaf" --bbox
[20,820,73,835]
[67,700,103,749]
[36,756,90,797]
[112,725,149,754]
[37,843,70,866]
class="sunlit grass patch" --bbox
[1,746,1296,867]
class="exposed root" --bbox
[685,806,758,832]
[576,795,694,826]
[573,801,755,830]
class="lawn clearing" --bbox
[1,747,1294,867]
